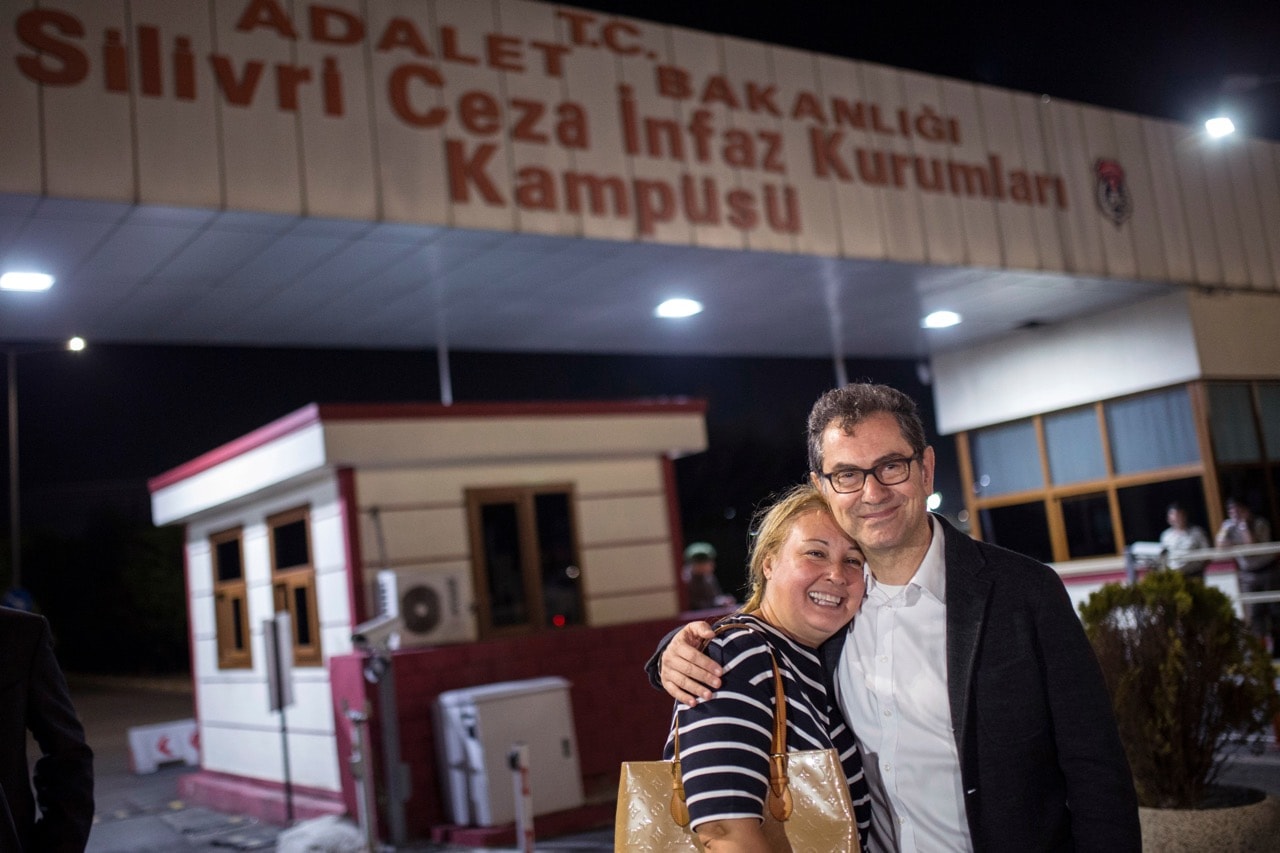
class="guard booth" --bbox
[149,399,707,830]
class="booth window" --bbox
[1209,381,1280,525]
[466,485,585,639]
[978,501,1053,563]
[210,527,252,670]
[268,507,321,667]
[1106,387,1199,473]
[970,420,1043,497]
[1044,407,1106,484]
[961,385,1208,562]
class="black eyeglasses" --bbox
[817,455,920,494]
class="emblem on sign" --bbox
[1094,158,1132,226]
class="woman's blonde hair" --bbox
[739,482,838,612]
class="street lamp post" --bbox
[6,348,18,591]
[5,338,86,595]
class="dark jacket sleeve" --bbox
[1031,566,1141,850]
[26,616,95,852]
[962,535,1141,845]
[944,520,1139,852]
[643,626,681,690]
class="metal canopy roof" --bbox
[0,193,1173,359]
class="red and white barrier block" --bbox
[127,718,200,774]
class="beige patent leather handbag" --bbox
[615,627,860,852]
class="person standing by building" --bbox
[681,541,733,610]
[1216,497,1279,649]
[653,382,1139,852]
[0,605,94,851]
[1159,501,1211,578]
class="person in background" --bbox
[665,484,871,850]
[653,382,1139,852]
[1216,497,1279,648]
[0,606,94,851]
[1159,501,1211,578]
[682,541,734,610]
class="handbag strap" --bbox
[669,620,794,827]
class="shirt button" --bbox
[879,656,888,663]
[883,709,892,717]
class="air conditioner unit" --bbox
[376,567,477,647]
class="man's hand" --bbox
[661,621,722,706]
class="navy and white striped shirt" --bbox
[663,614,871,849]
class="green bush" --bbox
[1080,570,1279,809]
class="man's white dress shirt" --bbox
[834,517,973,852]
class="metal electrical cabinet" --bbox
[434,676,584,827]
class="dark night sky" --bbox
[567,0,1280,142]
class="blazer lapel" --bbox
[940,515,992,754]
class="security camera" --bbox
[352,612,404,651]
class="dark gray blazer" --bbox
[649,514,1141,851]
[819,514,1139,852]
[0,608,94,851]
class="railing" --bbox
[1128,542,1280,603]
[1050,542,1280,604]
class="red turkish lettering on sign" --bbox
[7,0,1074,234]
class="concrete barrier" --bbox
[127,718,199,774]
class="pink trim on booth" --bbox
[328,651,368,822]
[178,769,344,826]
[148,403,323,491]
[312,398,705,420]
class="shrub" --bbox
[1080,570,1279,808]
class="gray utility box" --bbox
[434,676,584,827]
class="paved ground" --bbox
[73,676,276,853]
[71,675,612,852]
[68,674,1280,852]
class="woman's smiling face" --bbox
[758,509,865,648]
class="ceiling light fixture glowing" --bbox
[655,297,703,318]
[922,310,962,328]
[0,271,54,292]
[1205,117,1235,138]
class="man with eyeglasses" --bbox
[651,383,1138,852]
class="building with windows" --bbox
[933,290,1280,609]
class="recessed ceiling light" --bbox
[655,298,703,318]
[922,310,961,328]
[1205,117,1235,138]
[0,271,54,292]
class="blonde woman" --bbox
[663,484,871,851]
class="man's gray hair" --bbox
[806,383,927,473]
